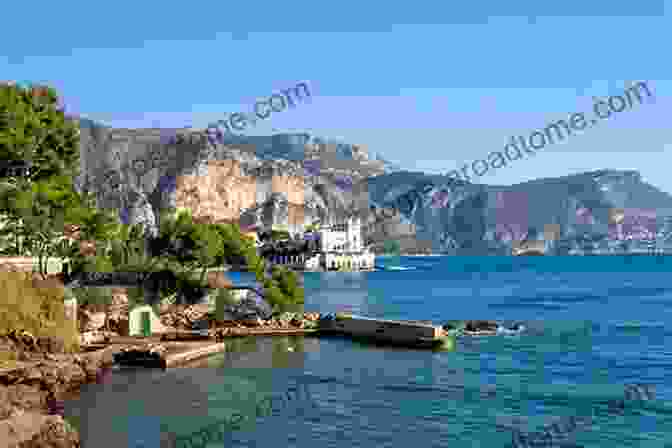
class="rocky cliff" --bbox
[74,117,672,256]
[74,118,387,239]
[364,169,672,255]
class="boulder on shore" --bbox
[0,345,116,447]
[217,295,272,321]
[1,333,70,359]
[464,320,498,332]
[0,412,79,448]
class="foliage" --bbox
[0,83,80,182]
[146,210,301,310]
[66,188,120,244]
[210,222,265,278]
[67,286,114,307]
[0,82,120,273]
[383,239,401,255]
[271,230,290,241]
[147,209,224,301]
[0,83,303,312]
[0,171,120,276]
[261,264,304,312]
[212,287,237,306]
[104,222,152,270]
[125,286,147,309]
[145,211,265,303]
[0,271,79,362]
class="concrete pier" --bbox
[319,313,446,348]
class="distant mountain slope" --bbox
[73,116,672,255]
[364,169,672,254]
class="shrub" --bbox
[213,287,237,306]
[0,82,117,274]
[0,82,80,182]
[383,239,401,255]
[261,265,304,313]
[68,286,114,306]
[271,230,290,241]
[0,271,79,362]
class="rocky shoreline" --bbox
[0,316,523,446]
[0,334,118,447]
[0,312,321,447]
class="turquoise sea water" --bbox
[65,256,672,447]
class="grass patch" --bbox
[0,271,80,353]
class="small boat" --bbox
[319,313,448,348]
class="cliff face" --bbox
[74,120,383,238]
[75,117,672,255]
[365,169,672,255]
[175,159,258,224]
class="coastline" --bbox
[374,254,444,257]
[0,344,119,447]
[0,313,322,447]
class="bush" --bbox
[383,239,401,255]
[0,271,79,362]
[0,82,80,182]
[271,230,290,241]
[67,286,114,308]
[213,287,237,306]
[261,265,304,313]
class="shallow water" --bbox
[64,256,672,447]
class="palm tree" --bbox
[0,178,34,255]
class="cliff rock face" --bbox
[74,118,672,256]
[75,120,384,238]
[175,159,258,224]
[365,169,672,255]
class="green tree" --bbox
[0,83,128,338]
[271,230,290,241]
[145,210,225,303]
[149,212,302,310]
[0,83,80,182]
[0,174,116,276]
[383,239,401,256]
[0,83,119,276]
[261,264,304,313]
[105,222,157,272]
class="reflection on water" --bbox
[185,335,317,369]
[63,336,318,448]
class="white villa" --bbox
[271,216,375,271]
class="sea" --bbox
[63,256,672,447]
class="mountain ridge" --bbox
[72,116,672,255]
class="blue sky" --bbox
[2,0,670,193]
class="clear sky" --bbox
[2,0,669,193]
